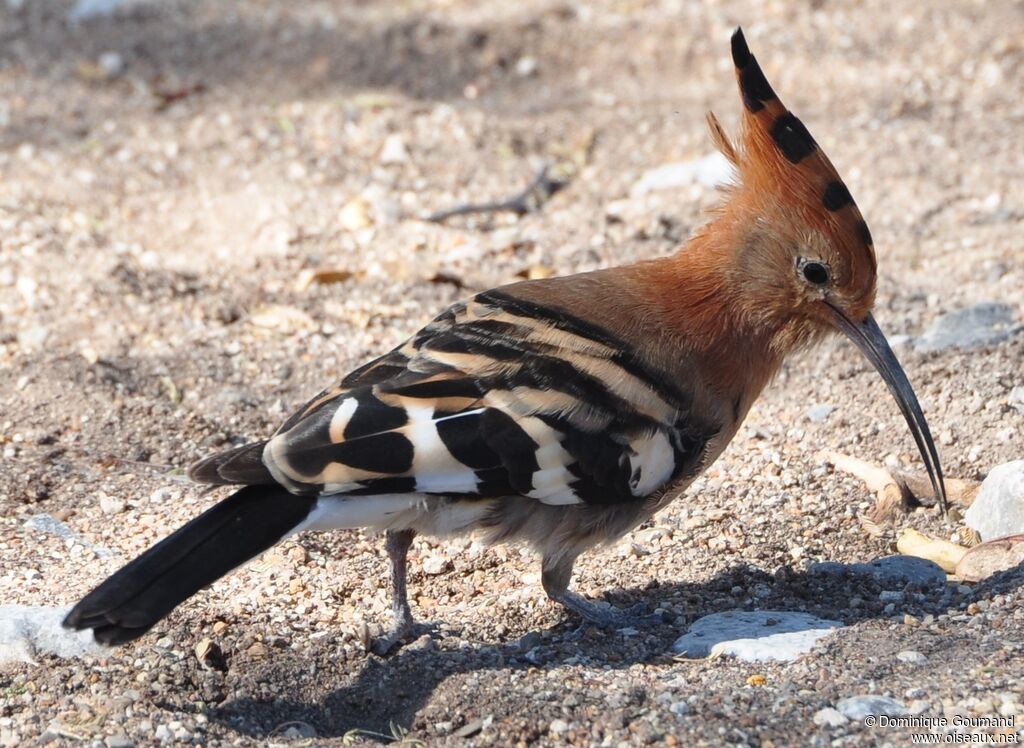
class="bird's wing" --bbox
[263,290,718,505]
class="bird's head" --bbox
[697,28,948,513]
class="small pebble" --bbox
[549,719,569,735]
[812,707,849,727]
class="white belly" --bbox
[290,493,496,538]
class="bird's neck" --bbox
[636,224,794,398]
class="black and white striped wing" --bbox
[263,291,716,506]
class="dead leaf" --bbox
[955,534,1024,582]
[867,483,908,524]
[347,92,397,111]
[954,526,982,548]
[551,126,598,173]
[891,468,981,507]
[517,264,555,280]
[428,270,468,288]
[76,61,110,83]
[194,637,227,671]
[896,528,967,572]
[294,267,360,292]
[159,375,181,404]
[154,83,207,112]
[250,305,315,333]
[858,514,886,538]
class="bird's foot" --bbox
[553,590,668,630]
[370,611,440,656]
[370,616,415,657]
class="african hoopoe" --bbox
[65,29,947,654]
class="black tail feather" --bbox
[187,441,274,485]
[64,485,315,645]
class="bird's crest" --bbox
[709,28,877,294]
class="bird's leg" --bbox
[371,528,416,656]
[541,553,662,629]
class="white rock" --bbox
[965,461,1024,541]
[16,325,49,351]
[669,701,690,717]
[422,556,447,575]
[0,605,105,665]
[549,719,569,735]
[812,707,849,727]
[99,493,126,515]
[23,514,113,557]
[515,57,538,77]
[380,134,409,164]
[280,722,316,739]
[98,51,124,77]
[836,695,909,721]
[806,403,834,423]
[671,610,842,662]
[631,152,735,196]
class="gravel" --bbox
[1,0,1023,745]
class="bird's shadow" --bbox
[208,558,1024,741]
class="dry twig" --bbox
[426,163,569,223]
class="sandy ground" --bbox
[1,0,1023,745]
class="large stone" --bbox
[914,302,1020,353]
[68,0,131,22]
[809,555,947,589]
[965,461,1024,541]
[812,707,849,727]
[631,152,734,195]
[0,605,105,665]
[836,695,909,720]
[23,514,113,558]
[671,610,842,662]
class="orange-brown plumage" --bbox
[641,30,884,384]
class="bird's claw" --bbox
[370,612,415,656]
[553,589,669,631]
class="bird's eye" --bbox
[800,260,830,286]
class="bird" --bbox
[64,28,947,655]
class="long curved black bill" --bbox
[827,307,948,516]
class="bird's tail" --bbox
[63,485,316,645]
